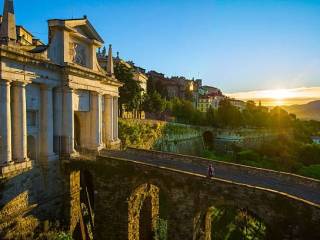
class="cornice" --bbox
[0,45,61,72]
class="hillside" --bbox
[283,100,320,121]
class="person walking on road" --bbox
[208,164,215,177]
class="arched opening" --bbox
[27,135,36,161]
[128,183,160,240]
[201,206,266,240]
[203,131,214,150]
[139,196,153,240]
[78,170,95,239]
[74,114,81,151]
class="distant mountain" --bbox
[283,100,320,121]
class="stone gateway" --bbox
[0,0,121,238]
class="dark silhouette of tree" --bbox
[115,63,143,116]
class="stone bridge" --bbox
[67,148,320,240]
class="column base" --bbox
[106,139,121,150]
[0,160,33,178]
[15,157,30,163]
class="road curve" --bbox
[102,149,320,206]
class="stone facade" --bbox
[0,0,121,238]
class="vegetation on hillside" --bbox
[203,133,320,179]
[119,119,199,149]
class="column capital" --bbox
[104,94,114,99]
[0,80,11,86]
[40,84,54,91]
[63,86,74,93]
[91,91,102,96]
[12,81,27,88]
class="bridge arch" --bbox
[197,205,266,240]
[128,183,160,240]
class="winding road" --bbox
[102,149,320,206]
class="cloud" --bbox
[226,86,320,106]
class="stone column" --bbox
[63,87,75,154]
[40,85,55,161]
[53,87,63,154]
[113,96,119,141]
[12,82,29,162]
[90,91,103,150]
[0,80,12,165]
[104,95,113,145]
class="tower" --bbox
[0,0,17,45]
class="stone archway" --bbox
[197,206,267,240]
[27,135,36,161]
[128,183,160,240]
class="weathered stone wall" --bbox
[69,156,320,240]
[119,119,205,155]
[0,160,68,239]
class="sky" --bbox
[9,0,320,104]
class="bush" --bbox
[298,144,320,166]
[237,150,260,162]
[298,165,320,180]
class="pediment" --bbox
[66,19,104,44]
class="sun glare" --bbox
[267,89,292,100]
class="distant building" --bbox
[311,136,320,145]
[147,71,201,101]
[200,85,222,96]
[229,99,246,111]
[198,93,224,112]
[98,53,148,119]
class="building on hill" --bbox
[311,136,320,144]
[229,98,246,111]
[0,0,121,237]
[98,52,148,119]
[200,85,222,96]
[147,70,202,102]
[197,93,225,112]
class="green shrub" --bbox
[237,150,260,162]
[298,164,320,180]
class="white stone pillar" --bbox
[104,95,114,145]
[12,82,29,162]
[40,85,55,161]
[113,96,119,141]
[0,80,12,165]
[63,87,75,154]
[90,92,103,150]
[53,87,63,154]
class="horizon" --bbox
[8,0,320,105]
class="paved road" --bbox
[102,150,320,206]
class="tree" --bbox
[142,91,166,114]
[216,99,242,128]
[206,107,217,127]
[115,63,143,116]
[101,46,106,56]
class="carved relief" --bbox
[71,42,87,66]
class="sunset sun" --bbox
[266,89,294,106]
